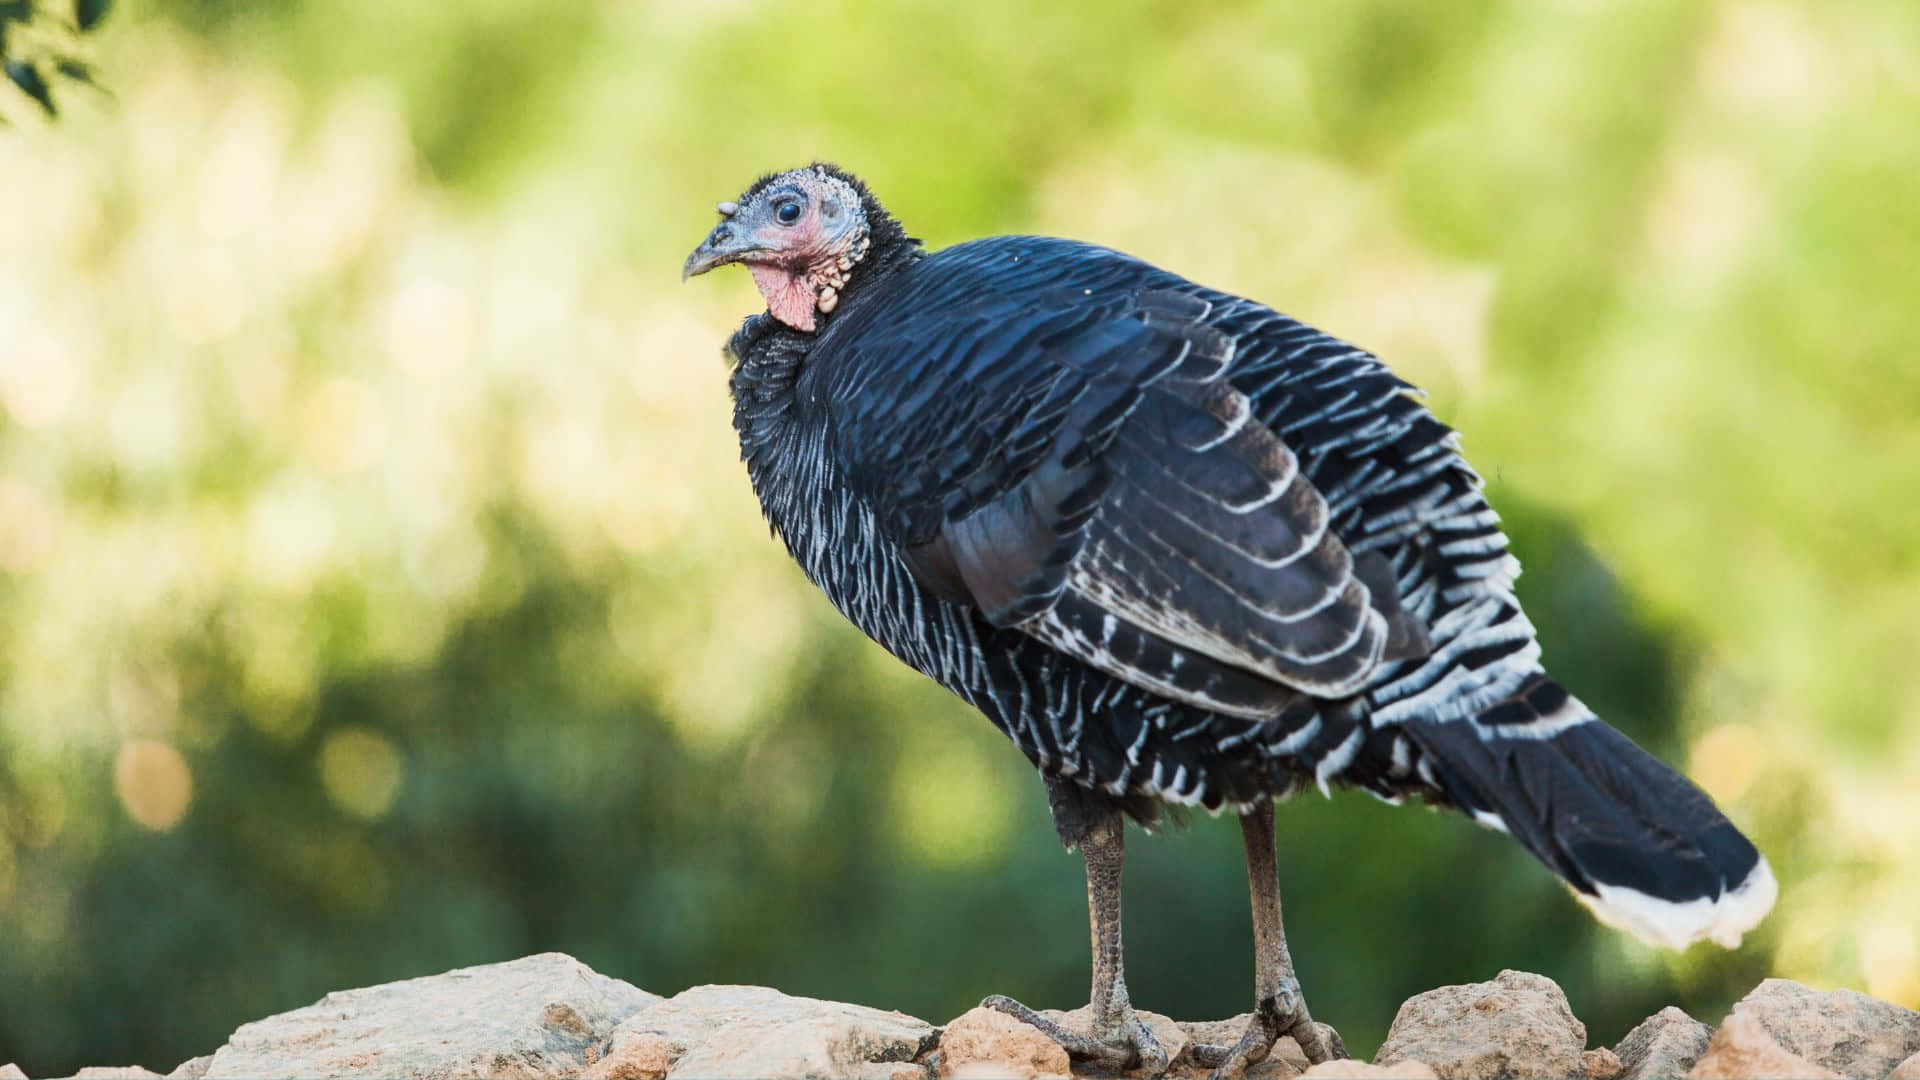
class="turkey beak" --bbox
[682,221,761,281]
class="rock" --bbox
[662,1017,931,1079]
[1372,970,1586,1080]
[201,952,657,1079]
[1580,1047,1623,1079]
[44,960,1920,1080]
[0,1066,24,1080]
[857,1064,932,1080]
[1300,1061,1439,1078]
[613,985,799,1051]
[1612,1007,1711,1080]
[167,1056,215,1080]
[1722,978,1920,1078]
[1687,1012,1837,1079]
[602,984,934,1080]
[937,1007,1070,1079]
[584,1031,676,1080]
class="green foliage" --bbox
[1,1,1916,1075]
[0,0,106,117]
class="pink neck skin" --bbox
[749,264,820,333]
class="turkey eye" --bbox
[775,200,803,225]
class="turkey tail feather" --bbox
[1404,678,1776,950]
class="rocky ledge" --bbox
[14,955,1920,1080]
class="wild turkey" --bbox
[683,163,1775,1075]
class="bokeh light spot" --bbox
[1689,722,1766,804]
[0,332,79,429]
[403,523,487,602]
[245,478,340,589]
[383,272,472,380]
[1643,148,1765,288]
[0,479,56,573]
[1700,2,1835,115]
[1861,924,1920,1009]
[319,726,405,821]
[112,739,194,831]
[300,377,391,475]
[163,252,249,347]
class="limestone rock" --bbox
[1372,970,1587,1080]
[1580,1047,1623,1079]
[602,984,935,1080]
[45,958,1920,1080]
[201,952,657,1079]
[1612,1007,1711,1080]
[166,1055,214,1080]
[1724,978,1920,1078]
[858,1064,933,1080]
[937,1007,1070,1079]
[1687,1012,1837,1079]
[584,1030,676,1080]
[1300,1060,1439,1078]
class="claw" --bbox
[1191,988,1345,1078]
[983,994,1170,1074]
[1292,1016,1345,1065]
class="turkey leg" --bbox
[985,780,1169,1073]
[1193,800,1345,1075]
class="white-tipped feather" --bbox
[1574,856,1778,950]
[1471,809,1510,834]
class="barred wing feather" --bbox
[823,246,1405,716]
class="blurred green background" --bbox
[2,0,1917,1074]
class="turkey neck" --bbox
[726,219,921,566]
[724,229,986,698]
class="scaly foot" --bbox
[1189,979,1345,1078]
[983,993,1171,1074]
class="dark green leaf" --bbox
[75,0,108,31]
[55,56,97,89]
[5,58,54,115]
[0,0,31,26]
